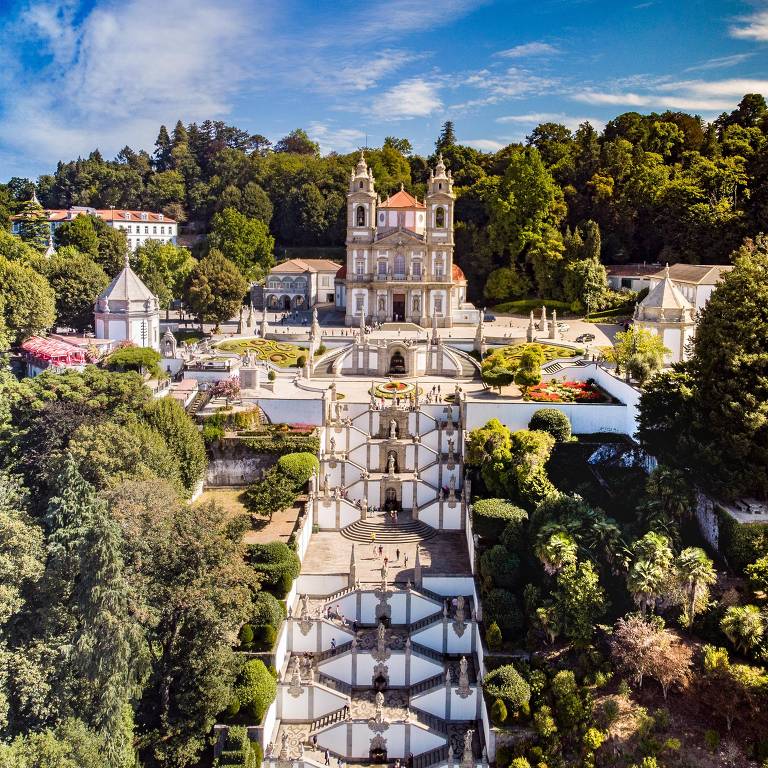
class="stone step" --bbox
[341,515,437,544]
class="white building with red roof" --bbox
[342,152,471,327]
[12,205,177,251]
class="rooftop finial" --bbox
[664,262,670,278]
[124,250,130,270]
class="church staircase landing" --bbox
[341,511,437,543]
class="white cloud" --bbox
[497,112,603,131]
[496,42,560,59]
[729,9,768,41]
[685,53,754,72]
[353,0,486,39]
[568,77,768,113]
[370,78,442,120]
[0,0,269,167]
[308,123,366,154]
[463,138,507,151]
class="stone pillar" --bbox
[526,310,535,342]
[549,309,560,340]
[540,305,548,335]
[414,547,422,588]
[349,544,357,588]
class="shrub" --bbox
[490,698,508,724]
[252,591,285,629]
[484,588,524,638]
[235,659,277,723]
[483,665,531,711]
[480,545,521,590]
[247,542,300,596]
[600,699,620,728]
[747,555,768,594]
[715,509,768,572]
[277,452,319,488]
[316,344,327,356]
[267,370,276,382]
[501,516,528,553]
[202,423,225,445]
[239,624,255,647]
[486,621,503,649]
[224,698,241,718]
[256,624,277,648]
[296,354,307,368]
[704,729,720,753]
[473,498,529,539]
[509,758,531,768]
[529,408,572,443]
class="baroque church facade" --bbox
[342,152,468,327]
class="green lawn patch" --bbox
[215,338,308,367]
[492,298,572,315]
[482,342,581,375]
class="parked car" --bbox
[557,322,569,332]
[483,312,496,322]
[576,333,596,343]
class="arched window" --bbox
[394,254,405,276]
[435,207,446,228]
[359,180,364,189]
[356,205,365,226]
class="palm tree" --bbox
[675,547,717,628]
[646,466,695,522]
[627,558,665,615]
[721,605,766,654]
[535,529,578,576]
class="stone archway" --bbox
[388,350,406,375]
[280,295,291,310]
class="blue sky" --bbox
[0,0,767,179]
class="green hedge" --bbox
[482,664,531,711]
[480,545,521,591]
[716,507,768,572]
[215,726,260,768]
[492,298,571,315]
[277,452,319,485]
[484,588,524,638]
[241,434,320,455]
[472,498,529,539]
[232,660,276,724]
[247,542,300,597]
[529,409,572,443]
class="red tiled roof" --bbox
[379,189,425,209]
[452,263,466,281]
[336,264,347,279]
[12,208,176,224]
[271,258,342,274]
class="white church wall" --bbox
[441,504,463,530]
[417,483,437,506]
[411,621,473,654]
[340,502,360,528]
[279,683,348,722]
[418,502,440,528]
[411,687,446,718]
[422,576,477,599]
[258,398,324,426]
[289,619,354,653]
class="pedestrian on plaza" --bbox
[331,638,336,656]
[325,750,330,765]
[404,553,409,568]
[379,545,384,558]
[384,556,389,568]
[396,548,400,561]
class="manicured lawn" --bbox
[482,342,582,374]
[215,338,308,367]
[492,298,572,315]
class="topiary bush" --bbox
[500,515,529,553]
[247,542,300,597]
[491,698,508,725]
[277,452,319,488]
[486,621,503,649]
[484,588,524,638]
[296,354,307,368]
[242,467,297,519]
[480,545,521,591]
[483,664,531,711]
[239,624,254,649]
[256,624,277,648]
[473,498,529,539]
[105,346,163,378]
[252,591,285,628]
[529,408,572,443]
[234,659,277,723]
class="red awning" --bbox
[21,336,87,365]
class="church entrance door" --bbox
[392,293,405,321]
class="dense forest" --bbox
[1,94,767,305]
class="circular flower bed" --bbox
[270,353,289,362]
[214,338,306,367]
[528,379,607,403]
[371,381,422,399]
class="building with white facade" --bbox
[646,263,733,312]
[342,152,471,327]
[94,255,161,350]
[634,265,696,364]
[264,258,341,311]
[12,206,177,251]
[605,263,662,292]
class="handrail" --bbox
[316,672,353,694]
[409,672,445,696]
[311,707,347,732]
[411,708,448,734]
[315,641,353,662]
[410,641,444,662]
[413,745,449,768]
[409,611,443,632]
